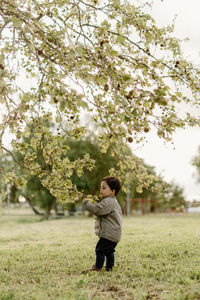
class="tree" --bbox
[192,146,200,183]
[0,151,56,219]
[66,136,124,194]
[0,153,21,203]
[0,135,187,215]
[130,164,168,212]
[167,184,186,212]
[23,175,56,219]
[0,0,200,204]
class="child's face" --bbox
[100,180,115,198]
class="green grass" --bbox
[1,210,200,299]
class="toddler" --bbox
[83,176,122,272]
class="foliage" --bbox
[0,136,186,214]
[1,213,200,299]
[0,151,56,218]
[192,145,200,183]
[166,183,186,210]
[1,0,200,203]
[130,163,165,196]
[0,153,21,203]
[129,164,186,212]
[4,118,95,203]
[66,136,118,195]
[24,175,56,219]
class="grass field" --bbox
[1,209,200,300]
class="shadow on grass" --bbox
[16,217,44,224]
[0,213,43,225]
[0,212,88,225]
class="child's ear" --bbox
[112,189,116,195]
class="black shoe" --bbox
[91,265,102,272]
[82,265,102,274]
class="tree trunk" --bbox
[44,206,51,220]
[21,194,44,216]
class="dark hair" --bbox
[101,176,121,195]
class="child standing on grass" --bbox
[83,176,122,272]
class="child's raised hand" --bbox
[83,195,99,204]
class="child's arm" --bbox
[83,198,113,216]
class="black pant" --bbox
[95,237,117,269]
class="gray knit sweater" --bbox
[84,196,122,243]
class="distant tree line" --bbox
[0,134,186,219]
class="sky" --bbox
[132,0,200,201]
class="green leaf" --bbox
[117,35,125,44]
[60,100,66,111]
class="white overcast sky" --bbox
[132,0,200,201]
